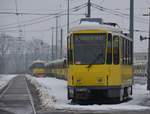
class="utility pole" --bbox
[130,0,134,40]
[56,16,59,59]
[67,0,69,34]
[51,27,54,60]
[60,28,63,58]
[130,0,134,86]
[86,0,91,17]
[15,0,23,40]
[142,8,150,91]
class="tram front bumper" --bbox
[68,86,122,100]
[68,87,90,100]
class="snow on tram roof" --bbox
[29,60,46,68]
[46,58,66,66]
[70,23,122,33]
[32,60,46,64]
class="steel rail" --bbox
[24,76,37,114]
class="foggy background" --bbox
[0,0,149,73]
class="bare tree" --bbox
[0,33,9,73]
[0,33,9,56]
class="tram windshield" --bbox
[32,63,45,68]
[74,34,106,64]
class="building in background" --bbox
[133,52,148,76]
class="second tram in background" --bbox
[29,60,46,77]
[46,58,67,79]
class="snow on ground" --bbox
[0,74,16,90]
[26,75,150,111]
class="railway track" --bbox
[0,75,36,114]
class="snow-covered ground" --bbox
[26,75,150,111]
[0,74,16,90]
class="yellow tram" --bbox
[29,60,46,77]
[46,59,67,80]
[67,18,133,102]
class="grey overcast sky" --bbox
[0,0,150,52]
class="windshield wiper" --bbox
[87,53,102,69]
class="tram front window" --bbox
[33,63,45,68]
[74,34,106,64]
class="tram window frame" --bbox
[106,33,112,64]
[113,35,120,65]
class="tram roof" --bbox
[29,60,46,68]
[46,58,66,66]
[70,24,122,33]
[32,60,46,64]
[70,23,132,41]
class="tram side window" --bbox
[122,38,124,64]
[122,38,133,65]
[128,40,132,65]
[130,42,133,64]
[123,39,127,64]
[127,40,129,64]
[129,41,132,65]
[123,38,125,64]
[120,38,123,64]
[107,33,112,64]
[113,36,119,64]
[67,36,70,64]
[67,35,73,64]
